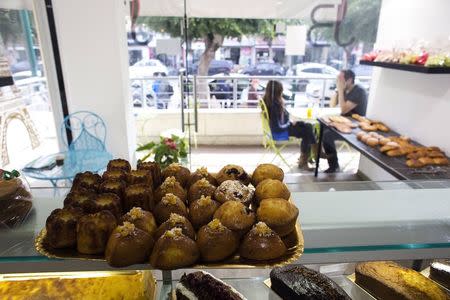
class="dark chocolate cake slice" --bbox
[175,271,246,300]
[270,265,351,300]
[430,261,450,290]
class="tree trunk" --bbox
[267,39,273,62]
[197,33,224,101]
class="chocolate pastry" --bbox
[122,207,157,236]
[105,222,154,267]
[214,180,254,206]
[77,210,117,255]
[430,261,450,290]
[197,219,239,262]
[137,160,162,188]
[101,169,127,183]
[90,193,122,219]
[251,164,284,186]
[98,180,126,200]
[154,213,195,241]
[216,164,250,186]
[154,176,187,204]
[63,189,96,212]
[187,167,217,187]
[189,195,220,229]
[213,201,255,236]
[71,171,101,192]
[45,207,83,248]
[188,178,216,204]
[257,198,298,237]
[107,159,131,173]
[150,228,199,270]
[270,265,351,300]
[127,169,153,187]
[153,193,188,224]
[254,179,290,205]
[123,183,154,212]
[161,163,191,187]
[239,222,286,261]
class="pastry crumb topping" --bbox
[164,227,183,238]
[208,219,226,231]
[168,163,181,171]
[198,195,212,206]
[196,178,210,188]
[197,167,208,176]
[162,176,177,188]
[169,213,185,224]
[162,193,178,205]
[254,222,272,236]
[127,207,144,219]
[117,222,136,237]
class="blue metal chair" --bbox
[23,111,112,186]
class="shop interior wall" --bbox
[366,0,450,154]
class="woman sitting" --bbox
[263,80,317,170]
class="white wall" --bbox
[367,0,450,154]
[51,0,136,161]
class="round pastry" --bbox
[356,131,366,140]
[153,193,188,224]
[360,134,370,143]
[188,195,220,229]
[255,179,290,205]
[433,157,449,165]
[376,123,389,132]
[150,228,199,270]
[216,164,250,185]
[257,198,299,237]
[107,159,131,173]
[123,183,154,212]
[137,161,162,188]
[197,219,239,262]
[63,188,96,212]
[239,222,287,261]
[187,167,217,187]
[45,207,83,248]
[77,210,117,255]
[188,178,216,204]
[154,176,187,204]
[122,207,157,236]
[366,137,379,147]
[98,179,126,200]
[127,169,153,187]
[213,201,255,236]
[406,159,425,168]
[71,171,101,192]
[90,193,122,219]
[251,164,284,186]
[101,169,127,183]
[214,180,254,206]
[105,222,154,267]
[161,163,191,187]
[379,137,391,145]
[153,213,196,240]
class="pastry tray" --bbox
[35,223,304,269]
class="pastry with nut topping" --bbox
[197,219,239,262]
[189,195,220,229]
[154,176,187,204]
[187,167,217,187]
[161,163,191,187]
[188,178,217,204]
[154,213,195,240]
[154,193,188,224]
[121,207,157,236]
[239,222,286,261]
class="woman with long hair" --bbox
[263,80,317,169]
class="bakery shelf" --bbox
[360,60,450,74]
[0,184,449,273]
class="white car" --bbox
[295,63,339,100]
[129,59,169,79]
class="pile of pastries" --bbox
[44,160,300,269]
[352,114,389,132]
[323,115,356,134]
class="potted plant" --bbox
[136,134,188,168]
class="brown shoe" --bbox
[298,155,314,171]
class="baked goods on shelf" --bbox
[430,261,450,290]
[153,193,188,224]
[107,159,131,173]
[46,207,83,248]
[213,201,256,236]
[197,219,239,262]
[105,222,154,267]
[71,171,101,192]
[77,210,117,255]
[153,213,195,241]
[161,163,191,187]
[137,160,162,188]
[254,179,290,205]
[257,198,298,237]
[176,271,246,300]
[99,180,126,199]
[123,183,154,212]
[0,174,33,228]
[154,176,187,204]
[63,189,96,212]
[355,261,448,300]
[127,169,153,187]
[91,193,122,219]
[188,178,216,204]
[150,227,199,269]
[270,265,351,300]
[188,195,220,229]
[239,222,286,261]
[188,167,217,187]
[216,164,251,186]
[251,163,284,186]
[121,207,157,236]
[102,169,128,183]
[214,180,254,206]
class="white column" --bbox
[51,0,136,162]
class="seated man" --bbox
[323,69,367,173]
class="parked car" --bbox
[188,60,233,75]
[129,59,168,78]
[294,63,339,100]
[241,63,285,76]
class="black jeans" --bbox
[288,121,316,154]
[322,128,342,168]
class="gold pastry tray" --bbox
[35,223,303,269]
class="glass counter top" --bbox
[0,182,449,266]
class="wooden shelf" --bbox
[360,60,450,74]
